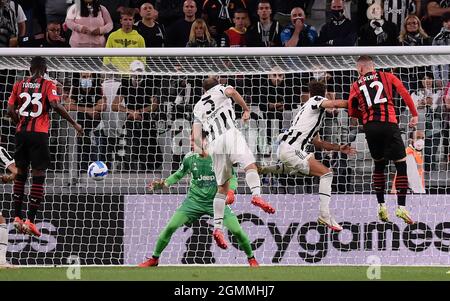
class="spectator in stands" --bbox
[358,1,398,46]
[99,0,131,29]
[246,0,281,47]
[65,72,106,182]
[104,8,145,71]
[65,0,113,48]
[0,0,27,47]
[325,0,358,25]
[154,0,185,27]
[411,74,443,171]
[281,7,318,47]
[397,15,432,92]
[258,67,297,130]
[186,18,217,47]
[399,14,432,46]
[19,21,69,47]
[246,0,275,24]
[136,2,166,47]
[201,0,247,36]
[15,0,35,37]
[423,0,450,38]
[112,60,162,171]
[46,0,72,24]
[432,12,450,88]
[225,9,248,47]
[317,0,357,46]
[167,0,197,47]
[382,0,421,33]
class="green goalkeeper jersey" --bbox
[165,152,237,205]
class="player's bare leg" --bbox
[12,167,28,234]
[245,164,275,214]
[393,158,414,224]
[0,215,13,268]
[22,169,45,237]
[213,182,229,249]
[308,157,343,232]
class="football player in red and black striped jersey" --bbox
[7,56,83,237]
[348,55,418,224]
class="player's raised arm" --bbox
[319,99,348,109]
[388,73,419,128]
[224,86,250,121]
[6,83,20,125]
[50,101,84,136]
[149,154,191,191]
[0,147,17,184]
[312,134,356,155]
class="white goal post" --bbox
[0,47,449,266]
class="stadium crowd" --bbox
[0,0,449,192]
[1,0,450,49]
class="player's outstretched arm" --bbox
[6,104,19,125]
[312,135,357,155]
[148,154,192,191]
[390,73,419,128]
[320,99,348,109]
[192,122,204,154]
[224,87,250,121]
[50,102,84,135]
[1,162,17,184]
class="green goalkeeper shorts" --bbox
[176,197,235,224]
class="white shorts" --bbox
[209,127,255,185]
[278,142,313,176]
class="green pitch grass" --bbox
[0,266,449,281]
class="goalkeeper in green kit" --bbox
[138,132,259,267]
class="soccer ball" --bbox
[88,161,108,181]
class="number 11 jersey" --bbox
[8,76,59,133]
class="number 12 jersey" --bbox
[348,71,417,125]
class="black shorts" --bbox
[14,132,50,170]
[363,121,406,161]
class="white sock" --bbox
[319,172,333,218]
[245,169,261,196]
[213,193,227,230]
[0,223,8,265]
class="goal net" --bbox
[1,47,449,266]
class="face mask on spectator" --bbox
[331,9,344,20]
[80,78,93,89]
[132,75,143,86]
[413,139,424,151]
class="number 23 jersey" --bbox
[8,76,59,133]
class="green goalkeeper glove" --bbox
[148,179,166,191]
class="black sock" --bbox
[373,160,386,204]
[394,161,408,206]
[13,173,27,219]
[27,175,45,222]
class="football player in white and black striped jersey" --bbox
[0,145,17,268]
[193,77,275,250]
[260,81,356,232]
